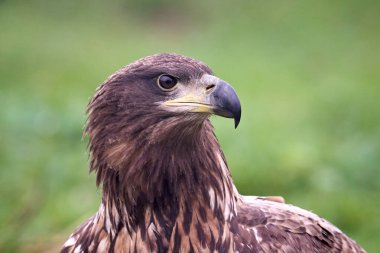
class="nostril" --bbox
[206,84,216,92]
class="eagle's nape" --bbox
[61,53,365,253]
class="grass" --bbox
[0,0,379,252]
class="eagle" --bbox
[61,53,365,253]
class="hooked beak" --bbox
[163,75,241,128]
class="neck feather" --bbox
[87,117,237,251]
[88,116,236,218]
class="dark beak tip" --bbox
[234,113,241,129]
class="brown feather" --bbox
[61,53,365,253]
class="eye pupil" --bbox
[158,75,177,90]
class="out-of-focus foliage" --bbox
[0,0,379,252]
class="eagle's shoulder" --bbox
[232,196,365,253]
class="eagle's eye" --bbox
[157,74,178,91]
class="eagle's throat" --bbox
[86,118,238,251]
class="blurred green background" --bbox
[1,0,379,252]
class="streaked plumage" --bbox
[61,53,365,253]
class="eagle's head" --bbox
[86,53,241,201]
